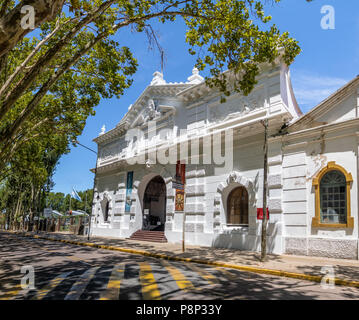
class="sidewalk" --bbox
[4,230,359,287]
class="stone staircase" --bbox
[128,230,168,243]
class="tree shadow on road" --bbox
[1,232,359,300]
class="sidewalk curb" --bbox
[5,231,359,289]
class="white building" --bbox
[90,56,359,260]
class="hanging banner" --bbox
[175,161,186,211]
[257,208,269,220]
[125,171,133,212]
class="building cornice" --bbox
[93,120,130,144]
[289,76,359,130]
[92,111,289,174]
[273,117,359,143]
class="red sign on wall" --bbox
[257,208,269,220]
[175,161,186,211]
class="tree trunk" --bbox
[0,0,65,59]
[261,119,268,262]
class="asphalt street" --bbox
[1,233,359,300]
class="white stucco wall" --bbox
[281,123,359,259]
[90,63,359,259]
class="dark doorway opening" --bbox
[227,186,249,225]
[143,176,167,231]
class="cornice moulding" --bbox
[92,112,288,174]
[283,117,359,142]
[289,77,359,129]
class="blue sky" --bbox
[52,0,359,194]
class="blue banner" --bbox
[125,171,133,212]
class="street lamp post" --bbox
[73,140,97,241]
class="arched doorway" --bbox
[227,186,249,225]
[143,176,166,231]
[100,193,111,223]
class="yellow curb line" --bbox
[5,231,359,289]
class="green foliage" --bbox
[0,132,69,228]
[0,1,301,166]
[184,0,301,97]
[0,0,304,228]
[46,189,94,214]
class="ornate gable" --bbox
[289,76,359,132]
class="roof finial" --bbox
[150,71,166,86]
[99,124,106,136]
[187,67,204,84]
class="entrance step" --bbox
[128,230,168,243]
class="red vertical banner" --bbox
[257,208,269,220]
[175,161,186,211]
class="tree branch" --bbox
[0,20,61,98]
[0,52,8,82]
[0,0,66,59]
[0,9,223,152]
[0,0,10,17]
[0,0,116,122]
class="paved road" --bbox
[1,233,359,300]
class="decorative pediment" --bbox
[101,191,111,203]
[117,83,190,132]
[131,98,162,128]
[224,171,252,190]
[96,191,112,206]
[289,77,359,132]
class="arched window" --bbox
[312,162,353,228]
[104,200,109,222]
[227,186,248,225]
[320,170,346,224]
[100,195,110,223]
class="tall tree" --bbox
[0,129,69,228]
[0,0,302,173]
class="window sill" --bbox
[222,225,249,234]
[226,224,249,227]
[224,224,249,231]
[312,217,354,229]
